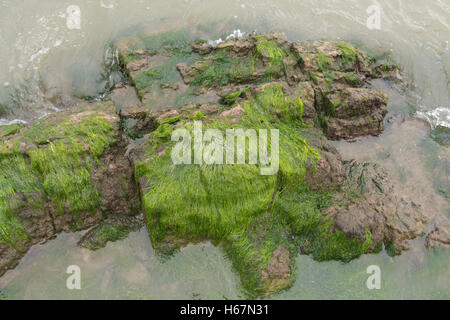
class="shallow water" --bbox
[0,0,449,299]
[1,0,449,125]
[0,230,241,299]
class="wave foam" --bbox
[208,29,246,47]
[416,107,450,128]
[0,119,27,126]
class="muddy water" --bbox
[0,0,449,299]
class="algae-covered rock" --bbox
[0,124,22,138]
[117,31,390,141]
[78,215,144,250]
[0,102,140,276]
[325,161,426,252]
[1,30,447,298]
[127,81,379,297]
[321,88,388,140]
[113,31,446,297]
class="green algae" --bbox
[190,36,295,89]
[191,111,207,120]
[253,36,288,80]
[29,142,102,214]
[336,43,357,65]
[191,50,255,88]
[79,222,131,251]
[0,154,42,248]
[158,115,182,125]
[317,51,332,72]
[135,84,374,297]
[430,126,450,146]
[141,30,193,56]
[220,89,248,106]
[0,124,21,138]
[344,72,360,86]
[0,104,117,247]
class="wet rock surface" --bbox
[0,102,141,277]
[0,31,448,297]
[325,161,426,251]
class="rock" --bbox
[192,41,214,55]
[0,102,140,277]
[323,88,388,139]
[426,221,450,249]
[176,61,204,84]
[430,126,450,146]
[156,109,180,122]
[260,246,291,295]
[304,129,346,191]
[127,57,148,73]
[219,105,245,123]
[285,81,316,124]
[109,84,144,118]
[325,161,426,251]
[78,215,144,250]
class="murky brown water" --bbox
[0,0,448,299]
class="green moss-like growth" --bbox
[0,124,21,138]
[336,43,357,65]
[385,241,402,257]
[344,72,361,86]
[253,36,288,80]
[317,51,332,72]
[135,84,373,297]
[0,103,116,247]
[190,36,295,89]
[0,154,40,249]
[220,89,248,106]
[141,30,193,56]
[430,126,450,146]
[79,222,130,251]
[191,50,256,88]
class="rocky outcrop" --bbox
[0,31,448,298]
[260,246,291,295]
[0,102,141,276]
[116,31,391,141]
[426,224,450,249]
[321,88,388,140]
[325,161,426,252]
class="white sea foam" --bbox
[100,1,114,9]
[0,119,27,126]
[416,107,450,128]
[207,29,246,47]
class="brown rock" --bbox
[260,246,291,295]
[325,161,426,250]
[323,88,388,140]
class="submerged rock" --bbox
[0,31,448,297]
